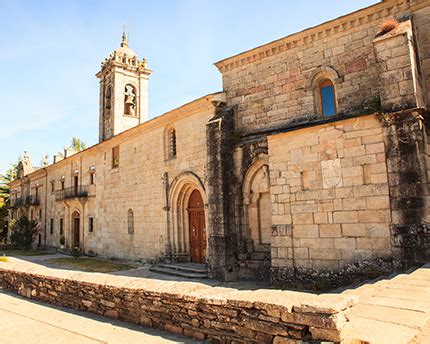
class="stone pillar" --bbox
[382,109,430,263]
[206,105,238,281]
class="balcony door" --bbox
[74,175,79,195]
[72,211,80,247]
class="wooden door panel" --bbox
[189,209,206,263]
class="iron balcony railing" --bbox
[55,186,89,201]
[11,197,23,208]
[25,195,40,206]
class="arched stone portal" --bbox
[243,158,271,253]
[169,172,207,262]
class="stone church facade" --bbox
[8,0,430,288]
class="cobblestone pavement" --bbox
[0,290,201,344]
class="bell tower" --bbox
[96,32,152,142]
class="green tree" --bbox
[0,162,18,206]
[0,207,8,243]
[0,162,19,243]
[70,137,87,152]
[10,215,40,249]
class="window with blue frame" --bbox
[320,80,336,117]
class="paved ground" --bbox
[0,290,201,344]
[341,263,430,343]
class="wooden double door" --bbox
[188,190,206,263]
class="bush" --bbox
[10,216,40,250]
[71,246,81,259]
[378,18,399,36]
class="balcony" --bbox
[11,197,23,208]
[25,195,40,206]
[55,186,89,201]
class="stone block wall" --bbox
[268,114,394,273]
[374,19,426,112]
[10,95,218,263]
[0,264,356,343]
[216,0,429,134]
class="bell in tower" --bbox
[124,84,136,116]
[96,32,152,142]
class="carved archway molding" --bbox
[243,156,270,204]
[242,156,271,252]
[168,171,207,261]
[307,66,342,88]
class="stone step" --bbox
[249,252,271,261]
[346,303,429,330]
[156,263,208,274]
[244,259,271,268]
[342,316,419,344]
[149,264,208,279]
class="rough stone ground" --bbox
[0,290,201,343]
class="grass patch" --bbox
[0,257,8,262]
[0,250,51,257]
[48,257,135,273]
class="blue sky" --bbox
[0,0,378,174]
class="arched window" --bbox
[105,85,112,110]
[124,84,136,116]
[127,209,134,234]
[169,128,177,159]
[319,79,336,117]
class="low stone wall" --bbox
[0,261,356,343]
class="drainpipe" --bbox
[80,157,85,253]
[43,167,48,248]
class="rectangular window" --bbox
[89,217,94,233]
[51,181,55,192]
[61,180,65,190]
[90,172,95,185]
[50,219,54,235]
[112,146,120,168]
[60,218,64,236]
[39,209,42,219]
[321,84,336,117]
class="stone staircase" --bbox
[149,262,208,279]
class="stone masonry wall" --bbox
[9,96,217,263]
[268,114,394,273]
[0,264,356,343]
[217,0,430,134]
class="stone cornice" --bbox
[12,92,225,182]
[214,0,428,73]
